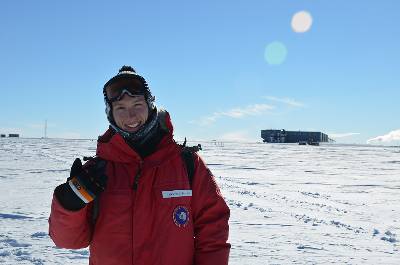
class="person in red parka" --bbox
[48,66,231,265]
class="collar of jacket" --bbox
[95,110,180,166]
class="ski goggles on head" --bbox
[105,80,146,103]
[106,87,145,103]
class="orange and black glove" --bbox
[55,158,107,211]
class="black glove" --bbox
[54,158,108,211]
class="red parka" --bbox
[48,112,231,265]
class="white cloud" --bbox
[221,104,274,118]
[28,122,56,129]
[56,132,82,139]
[196,115,219,126]
[27,123,43,129]
[367,129,400,144]
[219,131,256,142]
[329,132,360,138]
[193,103,274,126]
[264,96,305,108]
[0,127,22,135]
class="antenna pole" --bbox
[44,119,47,138]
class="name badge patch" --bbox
[162,190,192,198]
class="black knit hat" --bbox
[103,66,155,122]
[103,66,149,92]
[103,66,156,139]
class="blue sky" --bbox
[1,0,399,144]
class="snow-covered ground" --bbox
[0,138,399,264]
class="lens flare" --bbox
[291,11,313,33]
[264,42,288,65]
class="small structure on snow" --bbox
[261,129,332,144]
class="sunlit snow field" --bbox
[0,138,399,264]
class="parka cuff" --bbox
[194,247,230,265]
[54,183,86,211]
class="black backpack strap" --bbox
[181,149,195,188]
[91,197,100,225]
[180,138,202,189]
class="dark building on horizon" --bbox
[261,129,330,143]
[8,134,20,138]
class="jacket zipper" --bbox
[133,165,142,190]
[132,162,142,264]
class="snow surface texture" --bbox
[0,138,399,264]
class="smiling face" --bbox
[112,94,149,133]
